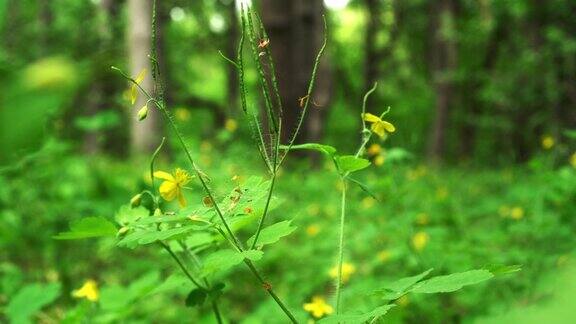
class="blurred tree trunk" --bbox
[128,0,161,154]
[225,0,239,119]
[363,0,381,94]
[427,0,457,162]
[261,0,331,146]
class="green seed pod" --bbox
[137,105,148,121]
[130,193,142,207]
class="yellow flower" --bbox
[362,113,395,138]
[367,143,382,156]
[154,168,192,207]
[72,280,99,302]
[329,262,356,284]
[510,207,524,220]
[130,69,147,105]
[570,153,576,168]
[374,155,385,166]
[412,231,429,252]
[303,296,333,318]
[306,224,320,237]
[225,119,238,132]
[361,196,375,209]
[175,108,191,122]
[541,135,555,150]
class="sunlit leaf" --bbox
[410,269,494,294]
[335,155,371,173]
[247,220,297,247]
[319,305,395,323]
[53,217,117,240]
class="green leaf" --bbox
[319,305,395,323]
[54,217,117,240]
[410,269,494,294]
[484,264,522,276]
[201,249,262,276]
[247,220,297,247]
[280,143,337,155]
[347,177,379,200]
[185,289,207,307]
[117,226,196,247]
[376,269,433,300]
[6,283,61,324]
[335,155,371,173]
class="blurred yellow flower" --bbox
[510,207,524,220]
[541,135,555,150]
[154,168,192,207]
[303,296,333,318]
[174,108,191,122]
[412,231,429,252]
[225,119,238,132]
[362,113,395,138]
[200,141,212,152]
[306,224,320,237]
[374,155,385,166]
[436,186,449,201]
[377,250,392,263]
[367,143,382,156]
[329,262,356,283]
[130,69,147,105]
[72,280,99,302]
[570,153,576,168]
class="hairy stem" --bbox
[335,179,347,313]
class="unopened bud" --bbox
[137,105,148,121]
[130,194,142,207]
[154,208,162,216]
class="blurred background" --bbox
[1,0,576,323]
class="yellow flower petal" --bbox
[72,280,99,302]
[159,181,178,201]
[134,68,147,84]
[178,192,187,207]
[371,122,386,138]
[130,85,138,105]
[154,171,175,181]
[381,120,396,133]
[362,112,381,123]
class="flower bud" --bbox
[130,193,142,207]
[137,105,148,121]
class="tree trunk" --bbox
[261,0,331,146]
[225,0,239,118]
[427,0,457,162]
[128,0,162,154]
[363,0,381,94]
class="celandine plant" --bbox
[56,1,516,323]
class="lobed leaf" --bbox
[247,220,297,247]
[53,216,117,240]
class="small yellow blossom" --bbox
[174,108,191,122]
[374,155,385,166]
[541,135,555,150]
[377,250,392,263]
[225,119,238,132]
[72,280,99,302]
[367,143,382,156]
[412,231,429,252]
[570,153,576,168]
[510,207,524,220]
[306,224,320,237]
[329,262,356,284]
[130,69,147,105]
[303,296,333,318]
[154,168,192,207]
[415,213,429,225]
[362,113,395,138]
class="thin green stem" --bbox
[211,300,223,324]
[278,16,327,167]
[335,179,347,314]
[158,241,206,290]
